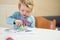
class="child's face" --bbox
[20,4,31,17]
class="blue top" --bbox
[6,12,35,29]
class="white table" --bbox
[0,27,60,40]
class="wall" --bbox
[32,0,60,16]
[0,0,60,27]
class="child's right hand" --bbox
[15,20,23,26]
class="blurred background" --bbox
[0,0,60,28]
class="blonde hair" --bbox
[18,0,34,11]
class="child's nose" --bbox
[23,11,26,15]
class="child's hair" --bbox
[18,0,34,11]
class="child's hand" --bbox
[24,26,28,29]
[15,20,23,26]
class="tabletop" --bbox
[0,27,60,40]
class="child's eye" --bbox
[21,10,24,12]
[26,11,30,13]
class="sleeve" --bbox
[6,12,18,25]
[30,16,35,28]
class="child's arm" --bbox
[28,16,35,28]
[30,16,35,28]
[6,12,18,25]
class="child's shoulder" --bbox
[14,11,20,14]
[12,11,21,16]
[30,15,34,18]
[28,15,35,19]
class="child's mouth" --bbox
[23,15,26,17]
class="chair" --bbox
[35,16,56,30]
